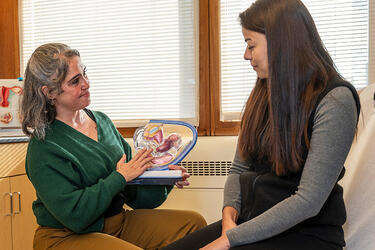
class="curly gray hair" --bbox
[20,43,80,139]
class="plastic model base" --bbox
[127,170,182,185]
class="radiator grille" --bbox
[178,161,232,176]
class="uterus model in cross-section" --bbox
[133,123,182,167]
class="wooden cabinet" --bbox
[0,175,37,250]
[0,142,37,250]
[0,177,12,250]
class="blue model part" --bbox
[147,120,198,171]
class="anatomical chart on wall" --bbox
[0,79,24,136]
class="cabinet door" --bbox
[0,177,12,250]
[11,175,37,250]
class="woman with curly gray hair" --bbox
[21,43,206,250]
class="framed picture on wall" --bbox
[0,79,25,138]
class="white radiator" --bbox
[157,136,238,224]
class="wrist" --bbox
[222,233,231,248]
[222,217,234,225]
[116,169,129,182]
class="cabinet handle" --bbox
[13,192,21,214]
[4,192,13,216]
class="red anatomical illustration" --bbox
[0,112,13,124]
[1,86,10,107]
[10,86,23,95]
[0,85,23,107]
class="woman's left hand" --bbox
[199,235,230,250]
[168,165,190,188]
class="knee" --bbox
[186,210,207,231]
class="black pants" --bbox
[161,220,342,250]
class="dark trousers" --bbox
[161,220,342,250]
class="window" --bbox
[216,0,369,131]
[20,0,198,127]
[17,0,373,136]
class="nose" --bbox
[81,76,90,89]
[244,48,252,61]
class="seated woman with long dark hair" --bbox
[162,0,360,249]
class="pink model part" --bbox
[156,139,173,152]
[156,133,181,153]
[145,129,163,144]
[143,124,163,144]
[152,153,173,165]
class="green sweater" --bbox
[26,111,172,233]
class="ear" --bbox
[41,86,56,100]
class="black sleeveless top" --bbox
[238,78,360,246]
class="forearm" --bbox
[27,149,126,233]
[39,171,126,232]
[223,174,242,212]
[222,206,238,236]
[222,206,238,222]
[223,148,252,211]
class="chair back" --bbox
[342,83,375,250]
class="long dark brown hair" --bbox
[238,0,342,175]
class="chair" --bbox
[341,83,375,250]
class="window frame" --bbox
[1,0,374,137]
[0,0,20,79]
[209,0,240,136]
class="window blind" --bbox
[220,0,369,121]
[20,0,198,127]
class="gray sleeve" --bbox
[226,87,358,247]
[223,147,253,212]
